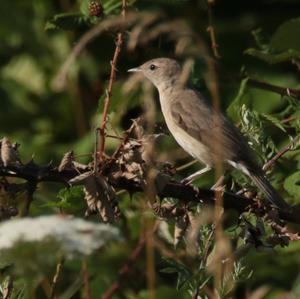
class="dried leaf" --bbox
[84,175,117,223]
[72,161,90,171]
[68,171,93,185]
[132,117,145,140]
[58,151,74,172]
[0,137,21,167]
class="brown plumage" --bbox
[128,58,289,209]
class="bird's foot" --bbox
[210,175,225,191]
[180,166,212,185]
[181,177,193,185]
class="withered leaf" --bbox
[58,151,74,172]
[84,175,117,223]
[68,171,93,185]
[0,137,21,167]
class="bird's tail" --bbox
[248,170,289,209]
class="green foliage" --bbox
[161,258,193,290]
[0,0,300,298]
[52,186,86,214]
[245,48,300,65]
[270,18,300,53]
[284,171,300,197]
[245,18,300,65]
[45,13,91,31]
[227,78,249,121]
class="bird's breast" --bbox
[159,95,213,165]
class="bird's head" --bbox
[128,58,181,90]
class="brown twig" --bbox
[206,0,220,59]
[82,260,92,299]
[94,128,101,174]
[101,223,159,299]
[49,257,65,299]
[281,115,299,124]
[248,78,300,99]
[263,142,294,172]
[98,0,127,162]
[269,221,300,241]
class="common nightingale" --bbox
[128,58,289,209]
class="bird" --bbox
[128,58,290,210]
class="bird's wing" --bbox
[170,89,257,167]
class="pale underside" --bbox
[159,87,259,175]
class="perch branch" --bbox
[0,161,299,224]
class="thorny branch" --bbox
[0,158,299,224]
[98,0,127,162]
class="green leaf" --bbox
[284,171,300,197]
[45,13,91,31]
[245,48,300,64]
[245,19,300,65]
[160,258,192,290]
[80,0,90,16]
[227,78,249,120]
[55,186,84,210]
[261,113,286,132]
[251,28,270,51]
[160,267,178,274]
[58,275,83,299]
[43,186,85,213]
[270,18,300,53]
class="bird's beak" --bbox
[127,66,141,73]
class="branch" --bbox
[263,141,294,172]
[101,234,146,299]
[99,0,127,162]
[206,0,220,59]
[248,78,300,100]
[49,257,65,299]
[101,223,158,299]
[1,160,299,224]
[82,260,92,299]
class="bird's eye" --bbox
[149,64,156,71]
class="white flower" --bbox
[0,216,120,257]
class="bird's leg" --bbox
[210,175,225,191]
[181,165,212,184]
